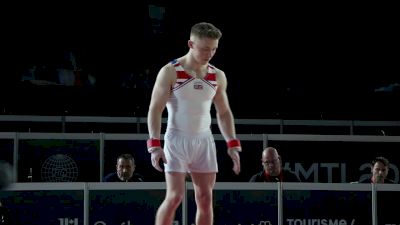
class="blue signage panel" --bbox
[0,189,84,225]
[89,189,182,225]
[283,189,372,225]
[377,190,400,225]
[18,139,100,182]
[187,187,278,225]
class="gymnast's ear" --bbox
[188,40,194,49]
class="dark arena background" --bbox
[1,2,399,225]
[1,2,399,119]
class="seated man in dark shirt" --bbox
[358,156,394,184]
[103,153,144,182]
[249,147,301,182]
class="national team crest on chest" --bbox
[194,81,203,90]
[171,60,218,92]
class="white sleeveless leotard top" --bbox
[166,59,218,134]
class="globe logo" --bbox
[41,154,79,182]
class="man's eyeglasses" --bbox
[262,159,279,165]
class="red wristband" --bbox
[147,138,161,149]
[227,139,241,149]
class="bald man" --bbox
[249,147,301,182]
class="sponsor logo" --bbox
[58,218,78,225]
[286,218,355,225]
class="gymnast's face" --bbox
[189,36,219,65]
